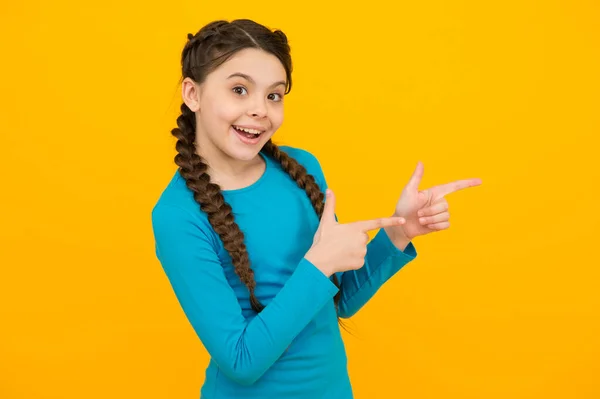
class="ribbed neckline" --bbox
[175,151,271,195]
[221,151,270,195]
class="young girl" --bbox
[152,19,481,399]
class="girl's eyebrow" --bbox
[227,72,286,89]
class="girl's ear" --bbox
[182,77,201,112]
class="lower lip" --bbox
[231,126,263,145]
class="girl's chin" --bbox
[226,131,270,160]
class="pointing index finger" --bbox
[432,178,482,198]
[352,216,405,232]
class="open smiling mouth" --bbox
[231,125,265,145]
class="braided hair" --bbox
[172,19,342,313]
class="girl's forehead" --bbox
[213,49,287,83]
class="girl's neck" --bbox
[194,142,266,191]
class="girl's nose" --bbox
[248,97,267,118]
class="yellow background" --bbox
[1,1,599,398]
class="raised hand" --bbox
[390,161,482,241]
[304,189,406,277]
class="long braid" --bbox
[172,19,343,316]
[262,140,342,307]
[171,103,264,312]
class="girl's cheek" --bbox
[271,107,285,127]
[213,104,239,122]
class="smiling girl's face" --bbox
[183,47,287,165]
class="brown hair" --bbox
[171,19,342,314]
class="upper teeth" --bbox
[235,126,262,135]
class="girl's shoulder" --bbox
[151,171,222,250]
[151,170,213,230]
[152,169,198,210]
[276,145,325,181]
[277,145,319,163]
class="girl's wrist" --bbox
[383,225,412,252]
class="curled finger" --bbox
[419,211,450,225]
[427,221,450,230]
[417,200,449,217]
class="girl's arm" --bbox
[152,204,339,385]
[304,151,418,318]
[333,225,417,318]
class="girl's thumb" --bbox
[321,189,336,223]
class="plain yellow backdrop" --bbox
[1,1,599,398]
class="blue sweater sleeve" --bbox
[151,204,340,385]
[299,150,418,318]
[335,228,417,318]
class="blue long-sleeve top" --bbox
[151,146,417,399]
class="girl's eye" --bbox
[233,86,282,102]
[268,93,283,102]
[232,86,247,95]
